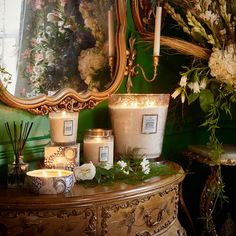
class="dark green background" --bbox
[0,1,235,234]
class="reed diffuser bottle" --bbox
[5,121,33,188]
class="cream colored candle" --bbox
[83,129,114,165]
[26,169,74,194]
[153,6,162,56]
[109,94,170,159]
[49,111,79,145]
[108,6,115,57]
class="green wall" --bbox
[0,0,209,181]
[1,1,236,233]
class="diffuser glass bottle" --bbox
[7,156,29,188]
[5,121,33,188]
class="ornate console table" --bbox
[184,145,236,236]
[0,161,186,236]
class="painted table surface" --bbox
[0,161,186,236]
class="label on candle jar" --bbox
[99,146,109,162]
[64,120,73,136]
[142,115,158,134]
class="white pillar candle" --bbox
[109,94,170,159]
[153,6,162,56]
[49,111,79,145]
[83,129,114,166]
[108,6,115,57]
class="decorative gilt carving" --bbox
[0,162,186,236]
[84,208,97,236]
[159,185,178,197]
[0,208,92,219]
[136,231,152,236]
[120,208,136,233]
[143,206,169,227]
[101,208,111,236]
[0,207,97,235]
[199,166,220,236]
[101,185,179,235]
[0,0,127,114]
[101,196,151,236]
[29,97,99,115]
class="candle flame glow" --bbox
[42,170,48,177]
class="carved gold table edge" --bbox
[0,162,186,236]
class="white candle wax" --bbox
[108,6,115,57]
[83,137,114,165]
[109,102,168,159]
[49,111,79,145]
[153,6,162,56]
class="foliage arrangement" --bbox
[74,149,176,187]
[162,0,236,163]
[158,1,236,233]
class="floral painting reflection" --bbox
[12,0,115,98]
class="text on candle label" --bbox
[142,115,158,134]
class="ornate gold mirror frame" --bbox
[0,0,126,115]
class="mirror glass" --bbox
[0,0,117,98]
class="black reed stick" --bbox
[5,121,33,163]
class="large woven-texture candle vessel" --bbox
[108,94,170,159]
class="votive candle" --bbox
[83,129,114,165]
[49,111,79,145]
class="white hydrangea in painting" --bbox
[78,0,111,91]
[78,47,107,91]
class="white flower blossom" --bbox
[117,160,127,169]
[188,81,200,93]
[209,44,236,87]
[45,49,55,64]
[140,158,150,175]
[140,158,149,168]
[200,79,207,89]
[78,47,107,89]
[179,76,187,87]
[203,10,218,25]
[73,162,96,181]
[181,92,186,103]
[117,160,129,175]
[47,13,60,23]
[171,88,181,99]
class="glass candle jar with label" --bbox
[49,111,79,145]
[83,129,114,166]
[108,94,170,159]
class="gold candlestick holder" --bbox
[125,36,159,93]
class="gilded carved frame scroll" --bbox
[0,0,127,115]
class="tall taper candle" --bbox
[153,6,162,56]
[108,6,115,57]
